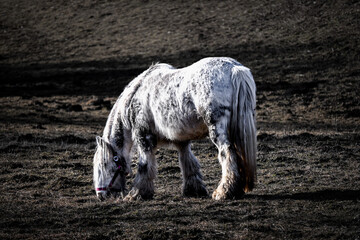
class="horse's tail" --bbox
[230,65,257,192]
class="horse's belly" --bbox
[154,113,208,142]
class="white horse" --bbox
[93,57,257,201]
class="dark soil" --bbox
[0,0,359,239]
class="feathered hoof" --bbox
[123,188,139,202]
[183,184,208,198]
[212,184,244,200]
[123,188,154,201]
[212,188,226,200]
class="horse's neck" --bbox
[103,102,123,147]
[104,102,134,157]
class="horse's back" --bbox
[182,57,239,112]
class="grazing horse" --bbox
[93,57,257,201]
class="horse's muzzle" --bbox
[96,190,108,201]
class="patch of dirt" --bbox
[0,0,359,239]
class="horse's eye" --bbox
[113,156,119,162]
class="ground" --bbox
[0,0,359,239]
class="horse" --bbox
[93,57,257,201]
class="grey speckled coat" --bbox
[93,57,257,201]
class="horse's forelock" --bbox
[94,140,114,179]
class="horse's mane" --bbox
[119,63,173,128]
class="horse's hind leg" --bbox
[175,142,208,197]
[209,120,244,200]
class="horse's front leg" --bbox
[175,142,208,198]
[124,133,157,201]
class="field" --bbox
[0,0,359,239]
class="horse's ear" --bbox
[96,136,103,146]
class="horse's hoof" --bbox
[183,185,208,198]
[123,195,135,202]
[212,183,245,200]
[212,188,227,200]
[212,189,244,200]
[123,188,140,202]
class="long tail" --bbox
[230,65,257,192]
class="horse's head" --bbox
[93,136,127,201]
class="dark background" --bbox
[0,0,359,239]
